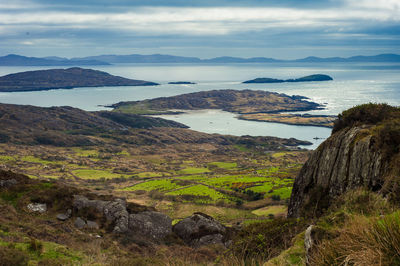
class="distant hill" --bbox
[75,53,400,64]
[73,54,202,63]
[0,54,109,66]
[1,53,399,65]
[0,67,158,92]
[243,74,333,84]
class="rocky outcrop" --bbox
[0,179,17,188]
[73,195,129,233]
[173,212,228,248]
[129,211,172,240]
[288,126,386,218]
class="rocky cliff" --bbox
[288,103,400,217]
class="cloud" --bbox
[0,1,398,57]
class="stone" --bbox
[27,203,47,213]
[86,220,99,230]
[304,225,314,265]
[74,217,86,229]
[57,213,69,221]
[128,211,172,241]
[73,195,128,233]
[0,179,17,188]
[173,212,226,248]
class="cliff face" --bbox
[288,126,386,218]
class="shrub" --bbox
[333,103,399,133]
[229,217,307,261]
[271,195,281,201]
[311,212,400,265]
[0,245,29,266]
[28,238,43,254]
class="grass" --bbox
[21,156,58,165]
[165,184,230,204]
[137,172,167,178]
[208,162,237,170]
[124,179,183,192]
[0,155,16,162]
[252,205,287,216]
[72,169,125,179]
[72,147,99,157]
[178,167,210,175]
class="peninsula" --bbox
[110,89,336,127]
[0,67,158,92]
[243,74,333,84]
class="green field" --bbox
[72,169,125,180]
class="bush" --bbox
[333,103,399,133]
[28,238,43,254]
[0,245,29,266]
[311,212,400,265]
[229,217,307,261]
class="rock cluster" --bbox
[71,196,228,247]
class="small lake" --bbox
[0,62,399,149]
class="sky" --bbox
[0,0,399,59]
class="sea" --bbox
[0,62,399,149]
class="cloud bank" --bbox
[0,0,398,58]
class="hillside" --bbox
[0,67,158,92]
[243,74,333,84]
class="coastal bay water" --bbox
[0,63,399,148]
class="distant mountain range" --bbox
[0,53,399,66]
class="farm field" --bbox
[0,143,310,224]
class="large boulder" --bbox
[129,211,172,241]
[173,212,227,248]
[73,195,129,233]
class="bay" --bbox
[0,62,398,149]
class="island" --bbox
[168,81,196,84]
[109,89,336,127]
[0,67,159,92]
[243,74,333,84]
[239,113,337,128]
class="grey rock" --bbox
[86,220,99,230]
[288,126,385,217]
[74,217,86,229]
[304,225,314,265]
[129,211,172,241]
[0,179,17,188]
[27,203,47,213]
[173,212,226,247]
[73,195,129,233]
[57,213,69,221]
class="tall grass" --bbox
[311,212,400,265]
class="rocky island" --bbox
[243,74,333,84]
[0,67,159,92]
[110,89,336,127]
[168,81,196,84]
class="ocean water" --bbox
[0,63,399,149]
